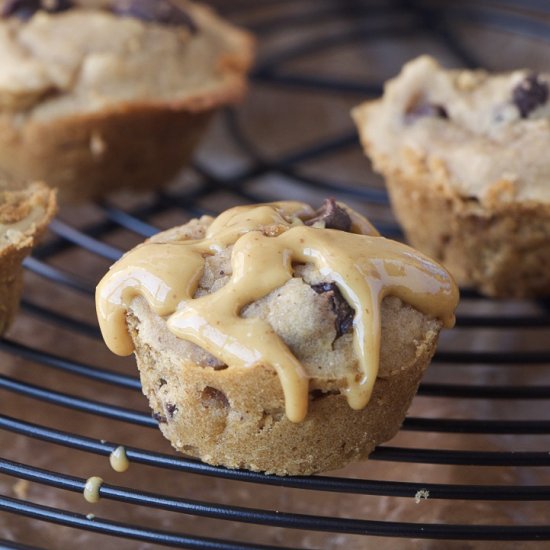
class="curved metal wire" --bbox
[3,414,550,497]
[0,495,289,550]
[2,458,550,542]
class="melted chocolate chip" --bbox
[204,355,228,370]
[405,101,448,123]
[201,386,230,409]
[111,0,197,32]
[305,198,352,232]
[311,282,355,338]
[166,402,178,418]
[512,73,548,118]
[152,412,167,424]
[1,0,72,19]
[310,389,338,402]
[2,0,40,19]
[42,0,72,12]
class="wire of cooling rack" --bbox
[2,0,550,548]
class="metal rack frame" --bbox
[1,0,550,547]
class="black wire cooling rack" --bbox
[2,1,550,548]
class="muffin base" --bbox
[0,183,56,333]
[0,241,27,335]
[383,169,550,298]
[127,298,441,476]
[0,105,215,203]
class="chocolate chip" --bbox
[305,198,352,232]
[204,356,228,370]
[42,0,72,12]
[2,0,40,19]
[1,0,72,19]
[311,282,355,338]
[166,402,178,418]
[111,0,197,32]
[158,378,167,387]
[212,363,228,371]
[201,386,229,409]
[310,389,338,402]
[152,412,167,424]
[512,73,548,118]
[405,101,448,122]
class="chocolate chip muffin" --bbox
[0,180,56,334]
[353,56,550,297]
[0,0,254,201]
[96,200,458,475]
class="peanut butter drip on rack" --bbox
[96,202,458,423]
[83,476,103,504]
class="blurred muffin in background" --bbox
[0,0,254,201]
[353,56,550,298]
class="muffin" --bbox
[96,200,458,475]
[353,56,550,297]
[0,180,56,334]
[0,0,254,201]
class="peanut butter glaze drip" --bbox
[96,202,458,423]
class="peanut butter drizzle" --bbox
[109,446,130,473]
[96,202,458,423]
[83,476,103,504]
